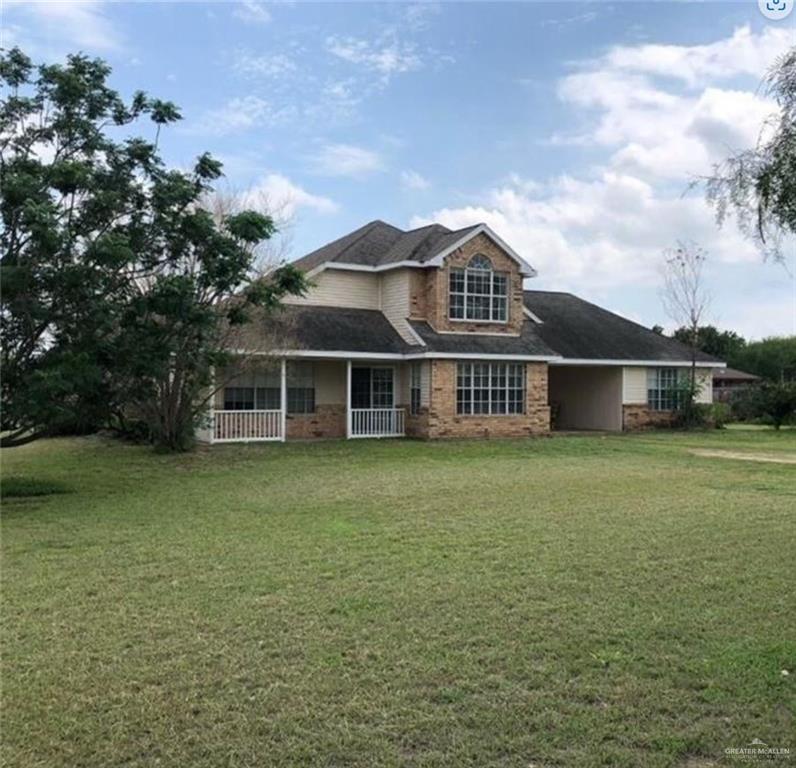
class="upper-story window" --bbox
[449,255,508,322]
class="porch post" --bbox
[280,358,287,442]
[346,360,352,439]
[208,365,215,445]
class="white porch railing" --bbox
[213,410,282,443]
[350,408,405,438]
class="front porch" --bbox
[205,359,415,443]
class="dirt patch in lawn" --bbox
[690,449,796,465]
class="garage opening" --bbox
[548,365,623,431]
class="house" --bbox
[200,220,723,443]
[712,367,760,402]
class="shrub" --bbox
[710,402,732,429]
[731,383,796,429]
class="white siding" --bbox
[380,269,417,344]
[622,367,647,404]
[284,270,380,309]
[696,369,713,404]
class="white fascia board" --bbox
[551,358,724,368]
[523,306,544,324]
[428,224,538,277]
[305,260,431,278]
[230,348,559,362]
[404,352,560,362]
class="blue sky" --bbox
[3,1,795,339]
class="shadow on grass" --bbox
[1,476,71,499]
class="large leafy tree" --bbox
[702,47,796,262]
[1,48,305,450]
[671,325,747,365]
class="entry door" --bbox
[351,367,394,409]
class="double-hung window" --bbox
[287,361,315,414]
[456,362,525,415]
[449,255,508,322]
[647,367,681,411]
[410,363,422,415]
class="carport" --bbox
[548,365,623,431]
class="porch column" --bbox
[346,360,352,439]
[208,365,215,444]
[280,358,287,442]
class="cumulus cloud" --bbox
[309,143,384,177]
[412,26,785,299]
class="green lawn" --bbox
[2,430,794,767]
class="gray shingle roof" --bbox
[524,291,721,363]
[408,320,558,357]
[292,220,481,272]
[232,305,412,355]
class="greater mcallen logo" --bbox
[725,737,791,761]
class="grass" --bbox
[2,429,794,767]
[1,476,70,498]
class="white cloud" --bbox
[412,172,758,289]
[327,35,422,79]
[401,170,430,190]
[232,51,295,79]
[4,0,122,54]
[412,27,787,299]
[242,174,339,218]
[309,144,384,178]
[185,96,296,136]
[233,0,271,25]
[603,26,791,88]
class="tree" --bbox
[733,336,796,383]
[660,242,711,423]
[733,381,796,430]
[701,47,796,263]
[671,325,746,364]
[0,48,306,450]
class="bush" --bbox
[710,402,732,429]
[730,382,796,429]
[2,476,70,498]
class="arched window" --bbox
[449,254,508,322]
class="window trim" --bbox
[448,255,509,324]
[456,362,526,417]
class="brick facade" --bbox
[286,405,346,440]
[409,233,525,335]
[421,361,550,439]
[622,405,676,430]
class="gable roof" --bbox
[292,220,536,276]
[524,291,723,365]
[713,367,759,381]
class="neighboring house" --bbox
[200,220,723,443]
[712,368,760,402]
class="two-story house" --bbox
[201,220,722,443]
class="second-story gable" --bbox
[288,220,536,343]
